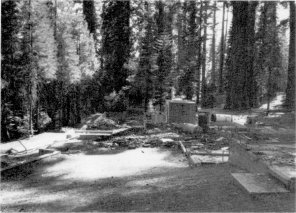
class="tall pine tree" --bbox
[285,1,295,109]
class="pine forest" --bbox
[1,0,295,142]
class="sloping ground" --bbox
[1,151,295,212]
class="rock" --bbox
[191,143,204,150]
[105,142,113,147]
[96,147,110,152]
[160,138,176,147]
[97,142,113,148]
[176,123,202,134]
[142,143,151,148]
[255,121,265,126]
[215,137,225,142]
[112,142,119,147]
[160,138,174,143]
[113,139,129,147]
[128,144,137,149]
[86,113,119,130]
[221,146,229,151]
[147,138,162,147]
[126,120,141,126]
[163,141,176,148]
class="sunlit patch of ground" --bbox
[1,148,295,212]
[214,113,248,126]
[260,92,285,110]
[42,148,186,181]
[1,148,187,212]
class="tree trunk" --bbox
[211,1,216,87]
[196,0,203,106]
[266,67,272,115]
[285,2,295,109]
[76,85,81,124]
[218,2,225,93]
[246,1,258,108]
[201,1,208,107]
[225,1,258,110]
[224,3,230,56]
[82,0,97,36]
[176,1,183,82]
[35,97,39,131]
[54,0,57,39]
[28,0,34,136]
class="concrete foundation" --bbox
[232,173,289,195]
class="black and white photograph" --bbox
[1,0,295,212]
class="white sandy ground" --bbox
[41,148,186,181]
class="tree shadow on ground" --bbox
[1,155,66,182]
[4,163,294,212]
[1,150,295,212]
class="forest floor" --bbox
[1,147,295,212]
[1,93,295,212]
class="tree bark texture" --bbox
[211,1,216,87]
[225,1,258,110]
[196,0,203,106]
[201,1,208,107]
[285,2,295,109]
[218,2,225,93]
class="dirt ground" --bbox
[1,94,295,212]
[1,146,295,212]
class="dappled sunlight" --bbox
[1,186,106,211]
[43,148,186,181]
[0,189,36,205]
[24,193,68,205]
[267,112,284,118]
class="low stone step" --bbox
[232,173,289,195]
[191,154,228,165]
[268,165,296,192]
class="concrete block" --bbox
[167,100,196,124]
[229,142,270,174]
[268,165,296,191]
[174,123,202,134]
[190,155,228,165]
[232,173,289,195]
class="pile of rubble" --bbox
[110,133,179,150]
[83,113,121,130]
